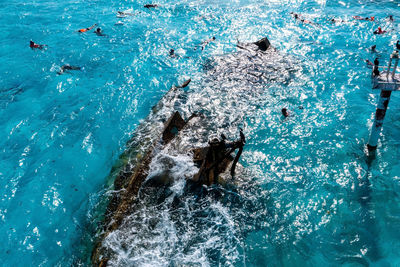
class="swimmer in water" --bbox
[144,4,158,8]
[169,49,178,58]
[94,27,105,36]
[281,108,289,118]
[117,11,135,17]
[388,15,394,22]
[373,27,387,35]
[291,12,317,25]
[371,45,377,52]
[78,24,97,33]
[353,16,375,21]
[197,37,216,50]
[396,40,400,51]
[29,40,46,49]
[57,64,81,75]
[330,18,346,23]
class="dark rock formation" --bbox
[253,37,271,51]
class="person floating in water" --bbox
[144,4,158,8]
[370,45,377,52]
[291,12,317,25]
[330,18,346,23]
[94,28,105,36]
[197,37,216,50]
[57,64,81,75]
[373,27,387,34]
[169,49,179,58]
[353,16,375,21]
[281,106,304,118]
[117,11,135,17]
[78,24,97,33]
[281,108,289,118]
[29,40,46,49]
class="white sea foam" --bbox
[146,152,199,194]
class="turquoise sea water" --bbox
[1,0,400,265]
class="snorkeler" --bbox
[117,11,135,17]
[353,16,375,21]
[281,108,289,118]
[291,12,317,25]
[169,49,177,58]
[94,28,105,36]
[57,64,81,75]
[330,18,346,23]
[144,4,158,8]
[29,40,46,49]
[78,24,97,33]
[198,37,216,50]
[373,27,387,34]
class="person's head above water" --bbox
[396,40,400,50]
[374,27,385,34]
[374,58,379,65]
[281,108,289,117]
[29,40,45,49]
[371,45,376,51]
[96,28,102,32]
[294,14,299,19]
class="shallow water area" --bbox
[1,0,400,266]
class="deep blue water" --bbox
[1,0,400,266]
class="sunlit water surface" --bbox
[1,0,400,266]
